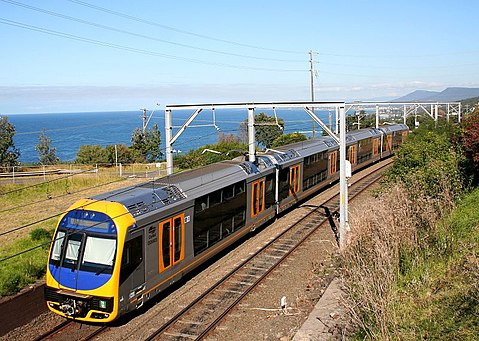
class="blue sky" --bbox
[1,0,478,113]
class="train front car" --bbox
[44,199,135,322]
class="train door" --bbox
[159,214,185,272]
[119,229,145,308]
[251,179,265,218]
[329,151,338,175]
[386,134,393,151]
[373,138,379,156]
[289,164,300,196]
[348,145,357,165]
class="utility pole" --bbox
[141,108,154,134]
[309,50,316,138]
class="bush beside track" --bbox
[341,119,479,339]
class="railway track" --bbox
[144,159,392,341]
[6,159,392,340]
[32,319,108,341]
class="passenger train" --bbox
[44,124,408,322]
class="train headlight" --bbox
[99,300,107,309]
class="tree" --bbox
[104,144,134,164]
[0,116,20,168]
[460,110,479,180]
[175,133,247,170]
[35,130,59,165]
[271,132,307,148]
[238,112,284,149]
[131,123,162,163]
[75,145,107,164]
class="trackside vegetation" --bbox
[0,173,129,296]
[342,118,479,339]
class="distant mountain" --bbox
[394,87,479,102]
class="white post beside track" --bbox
[339,105,349,251]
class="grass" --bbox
[393,189,479,340]
[342,185,479,340]
[0,228,52,296]
[0,168,147,296]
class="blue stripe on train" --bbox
[49,265,111,290]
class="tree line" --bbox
[0,113,309,169]
[5,109,477,173]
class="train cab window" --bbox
[373,138,379,156]
[251,179,265,217]
[329,151,338,175]
[159,214,185,272]
[289,165,300,195]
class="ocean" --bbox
[6,109,330,164]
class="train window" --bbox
[236,181,245,194]
[194,232,208,255]
[195,195,208,213]
[209,189,222,207]
[192,180,247,256]
[160,221,171,271]
[209,223,221,246]
[120,235,143,285]
[51,231,65,262]
[265,174,275,209]
[278,168,290,201]
[173,216,183,263]
[222,218,233,237]
[233,211,245,230]
[223,184,234,201]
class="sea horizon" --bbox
[5,108,330,164]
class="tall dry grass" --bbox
[341,177,456,340]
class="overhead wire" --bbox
[65,0,305,55]
[0,18,307,73]
[0,0,304,63]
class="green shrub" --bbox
[29,228,52,241]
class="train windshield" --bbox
[49,210,117,275]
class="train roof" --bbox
[92,159,265,218]
[378,124,409,133]
[273,137,336,158]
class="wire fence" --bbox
[0,162,168,185]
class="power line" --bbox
[0,18,307,72]
[66,0,305,55]
[0,0,304,63]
